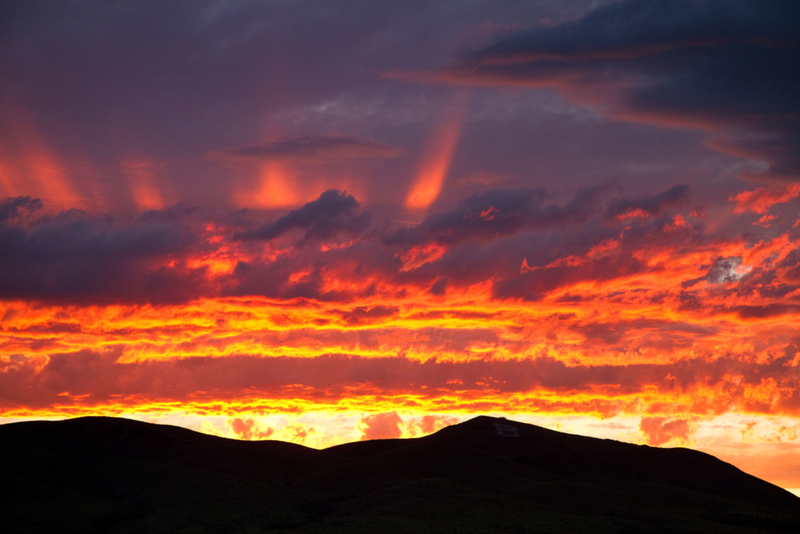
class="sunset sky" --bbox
[2,0,800,492]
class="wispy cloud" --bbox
[208,135,403,163]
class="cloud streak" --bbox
[209,135,403,163]
[234,189,371,243]
[604,184,690,222]
[387,184,612,247]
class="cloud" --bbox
[337,305,399,326]
[234,189,370,243]
[569,318,716,347]
[781,256,800,283]
[208,134,403,163]
[604,184,690,222]
[681,256,748,289]
[428,277,447,296]
[229,417,275,441]
[0,196,42,223]
[730,183,800,214]
[372,187,709,298]
[729,304,800,320]
[358,412,403,440]
[707,257,746,285]
[3,338,800,419]
[492,252,647,301]
[227,259,352,302]
[0,200,213,304]
[386,184,611,247]
[639,416,695,446]
[0,184,776,308]
[406,0,800,181]
[407,414,460,436]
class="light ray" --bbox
[405,92,469,210]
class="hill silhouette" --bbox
[1,415,798,533]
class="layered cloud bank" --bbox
[2,186,799,425]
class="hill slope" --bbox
[1,415,797,533]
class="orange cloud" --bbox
[230,417,275,440]
[639,417,696,446]
[358,412,403,440]
[730,184,800,214]
[406,414,460,436]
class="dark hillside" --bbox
[1,415,798,533]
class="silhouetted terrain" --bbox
[1,415,798,533]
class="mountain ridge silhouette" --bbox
[2,415,798,533]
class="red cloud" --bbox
[230,417,275,441]
[639,417,695,446]
[411,414,460,435]
[358,412,403,440]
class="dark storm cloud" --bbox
[386,184,612,246]
[421,0,800,181]
[208,135,403,162]
[0,199,210,304]
[234,189,371,242]
[604,184,690,221]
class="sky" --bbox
[2,0,800,492]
